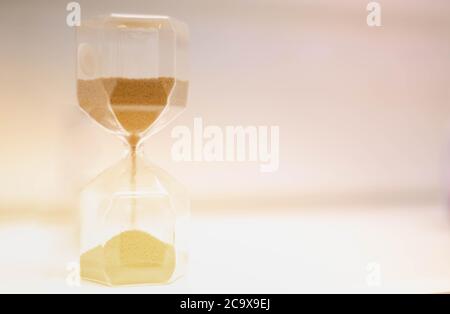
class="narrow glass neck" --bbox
[122,134,144,156]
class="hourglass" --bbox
[76,14,189,286]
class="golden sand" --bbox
[77,77,175,134]
[80,230,176,286]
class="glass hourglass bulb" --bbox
[76,14,189,286]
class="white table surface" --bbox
[1,204,449,294]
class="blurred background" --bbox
[0,0,449,293]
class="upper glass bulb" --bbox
[76,14,189,139]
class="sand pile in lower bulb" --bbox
[80,230,176,286]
